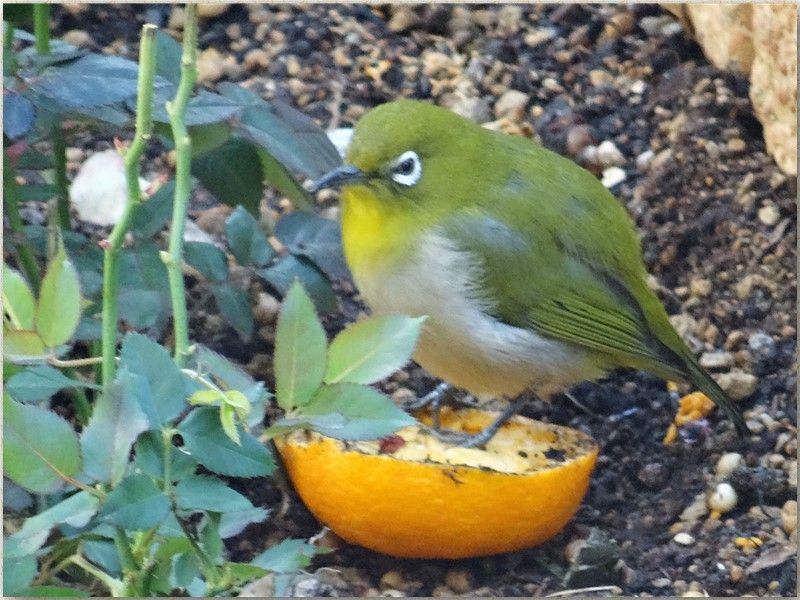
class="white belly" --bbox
[352,232,603,399]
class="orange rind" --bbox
[274,407,599,559]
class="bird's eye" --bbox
[390,150,422,186]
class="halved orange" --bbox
[274,407,599,559]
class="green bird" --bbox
[310,99,747,445]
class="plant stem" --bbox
[99,24,158,389]
[33,4,50,55]
[4,21,16,75]
[3,152,41,291]
[163,3,198,368]
[70,554,125,597]
[52,124,72,229]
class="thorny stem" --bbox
[163,3,198,368]
[69,554,125,597]
[100,24,158,390]
[4,21,16,74]
[33,4,50,55]
[52,125,72,230]
[3,155,41,290]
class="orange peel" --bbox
[274,407,599,559]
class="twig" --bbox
[163,3,198,368]
[100,24,158,389]
[546,585,623,597]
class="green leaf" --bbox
[274,212,349,280]
[188,121,232,156]
[3,394,81,493]
[80,367,150,484]
[184,241,229,282]
[192,138,264,215]
[211,283,254,342]
[5,491,99,558]
[6,365,99,403]
[178,407,275,477]
[2,329,48,364]
[225,562,269,585]
[325,315,425,385]
[251,538,318,573]
[302,383,416,440]
[257,255,337,314]
[130,180,175,239]
[13,586,90,597]
[200,512,223,565]
[152,89,242,126]
[100,473,170,530]
[3,554,37,596]
[256,147,314,211]
[188,389,225,406]
[224,205,275,267]
[175,474,253,513]
[273,280,327,410]
[117,242,171,331]
[19,183,59,202]
[219,506,270,538]
[154,30,181,84]
[35,245,82,347]
[223,390,251,421]
[218,83,341,179]
[219,402,240,444]
[3,90,35,139]
[3,263,36,329]
[133,431,197,482]
[119,332,186,426]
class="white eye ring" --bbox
[390,150,422,186]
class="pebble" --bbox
[716,453,744,478]
[652,577,672,588]
[566,125,594,156]
[636,149,655,171]
[673,532,695,546]
[680,493,709,522]
[781,500,796,535]
[597,140,625,167]
[493,89,528,121]
[699,351,734,370]
[714,370,758,401]
[244,48,270,71]
[197,3,229,18]
[421,51,456,78]
[524,27,557,48]
[388,6,420,33]
[689,278,712,297]
[757,204,780,226]
[197,47,225,83]
[444,569,472,594]
[63,29,93,48]
[729,564,744,583]
[735,273,774,299]
[601,166,626,188]
[253,292,280,325]
[707,483,738,514]
[748,331,776,358]
[727,138,746,153]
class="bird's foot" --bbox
[420,397,529,449]
[400,382,452,412]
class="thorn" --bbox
[97,239,111,250]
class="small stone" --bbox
[729,564,744,583]
[524,27,557,47]
[494,89,528,121]
[65,147,85,162]
[636,149,655,170]
[708,482,738,514]
[589,69,613,86]
[380,571,405,591]
[681,592,707,597]
[727,138,746,152]
[391,387,415,404]
[758,204,780,226]
[714,370,758,401]
[253,292,280,325]
[197,47,224,83]
[673,532,695,546]
[716,453,744,478]
[781,500,796,535]
[421,51,455,78]
[168,6,185,30]
[197,3,229,18]
[699,351,734,370]
[597,140,625,167]
[652,577,672,588]
[243,48,270,71]
[680,492,710,522]
[496,5,522,34]
[748,331,776,358]
[63,29,93,48]
[285,56,301,77]
[689,278,712,297]
[444,569,472,594]
[630,79,647,95]
[601,166,626,188]
[388,6,420,33]
[566,125,594,156]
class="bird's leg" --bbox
[424,397,530,449]
[401,382,453,412]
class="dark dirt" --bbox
[48,3,797,597]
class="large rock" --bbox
[750,4,797,176]
[664,4,797,175]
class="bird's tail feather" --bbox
[684,356,748,436]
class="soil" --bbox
[45,3,797,597]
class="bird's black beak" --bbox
[307,164,367,193]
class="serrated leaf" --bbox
[6,491,99,558]
[184,241,229,282]
[3,91,35,139]
[175,474,254,513]
[223,390,250,421]
[3,263,36,329]
[219,403,240,445]
[6,365,99,403]
[219,506,270,538]
[3,395,81,493]
[117,242,171,331]
[225,562,269,585]
[119,332,186,426]
[35,245,82,347]
[251,538,318,573]
[188,389,225,406]
[192,138,264,215]
[325,315,425,385]
[133,431,197,482]
[302,383,416,440]
[130,180,175,239]
[257,255,337,314]
[80,367,149,484]
[3,554,37,596]
[211,283,254,342]
[275,212,349,280]
[224,205,275,267]
[273,280,327,410]
[179,407,275,477]
[200,513,223,563]
[100,473,170,530]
